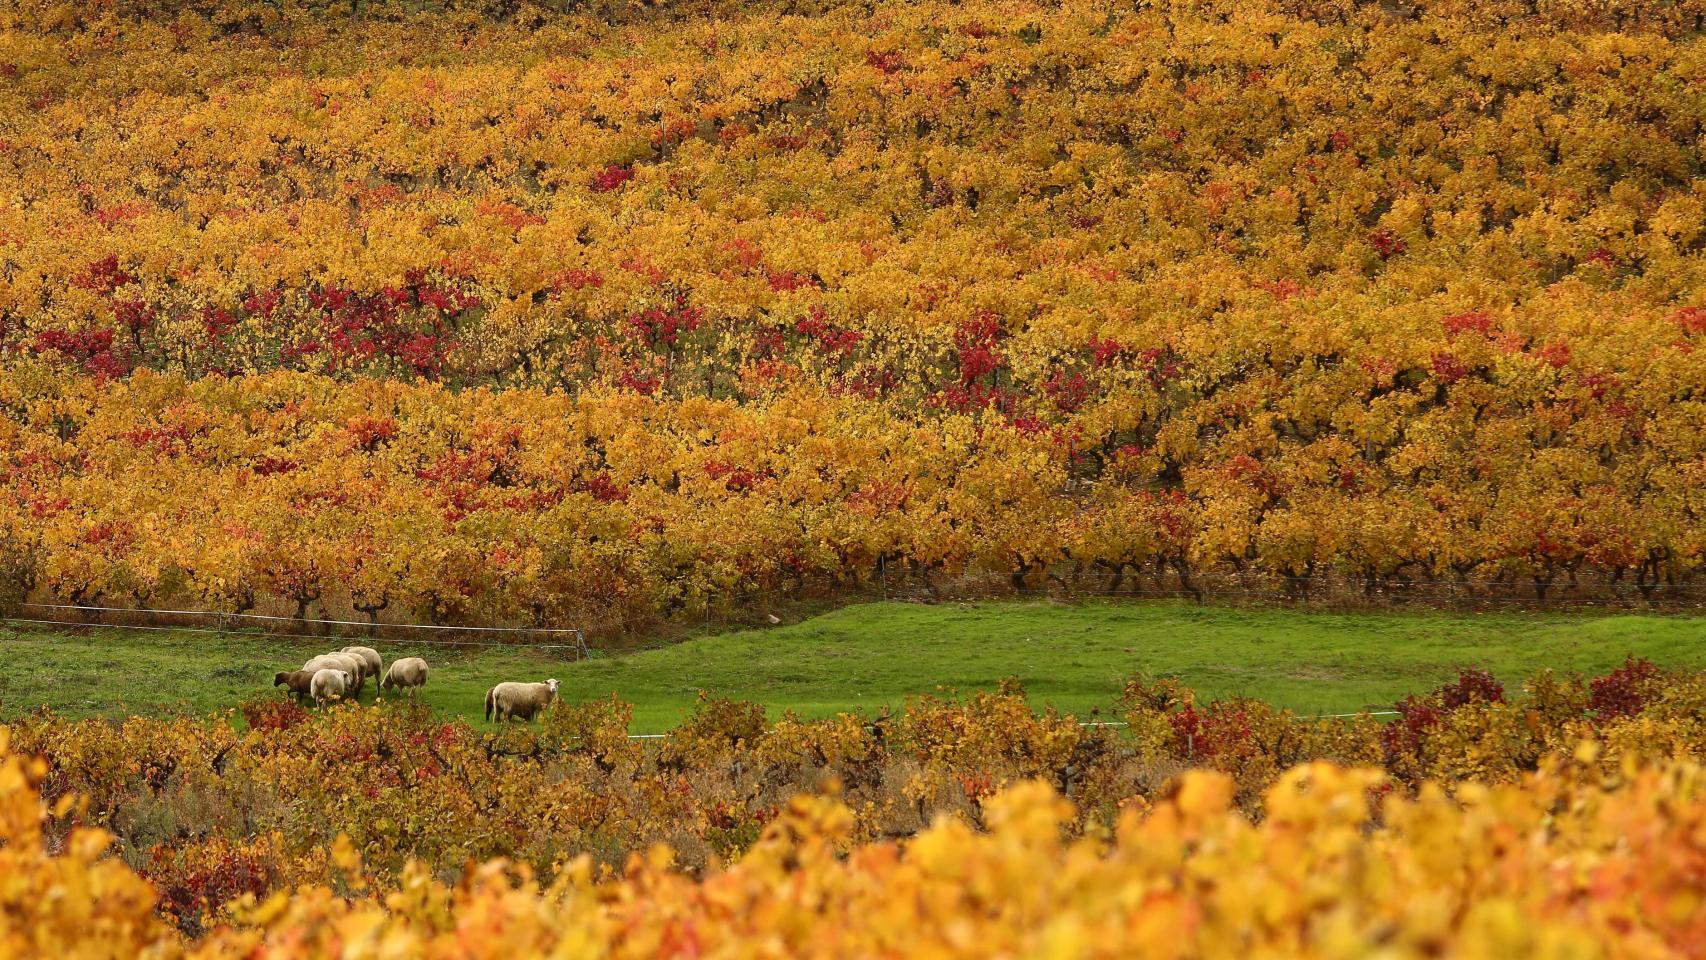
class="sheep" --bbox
[484,679,560,723]
[313,651,364,680]
[341,646,382,681]
[304,653,366,697]
[310,668,353,706]
[273,669,316,703]
[380,656,428,694]
[326,651,365,682]
[335,654,368,698]
[332,651,369,683]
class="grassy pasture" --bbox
[2,600,1703,731]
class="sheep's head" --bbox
[546,678,560,697]
[274,672,288,685]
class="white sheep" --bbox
[334,651,369,683]
[484,679,560,723]
[341,646,382,681]
[337,654,368,697]
[310,668,353,706]
[304,653,366,697]
[380,657,429,694]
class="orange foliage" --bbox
[0,0,1702,619]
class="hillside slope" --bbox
[0,0,1701,627]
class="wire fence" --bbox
[8,602,590,657]
[5,578,1704,667]
[6,562,1704,663]
[7,560,1706,641]
[0,616,587,657]
[21,602,585,635]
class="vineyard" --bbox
[0,0,1702,630]
[4,0,1706,952]
[7,660,1706,954]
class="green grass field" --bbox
[3,600,1704,731]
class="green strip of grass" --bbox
[3,600,1703,731]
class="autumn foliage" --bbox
[0,0,1700,625]
[1,659,1704,926]
[5,657,1706,955]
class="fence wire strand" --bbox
[18,602,584,635]
[0,615,582,652]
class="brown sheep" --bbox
[273,669,316,703]
[484,679,560,723]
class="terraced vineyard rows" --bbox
[0,0,1703,628]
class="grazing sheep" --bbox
[341,646,382,681]
[333,653,368,697]
[484,679,560,723]
[380,657,428,694]
[304,653,366,697]
[310,668,353,706]
[331,651,368,683]
[337,654,369,692]
[273,669,316,703]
